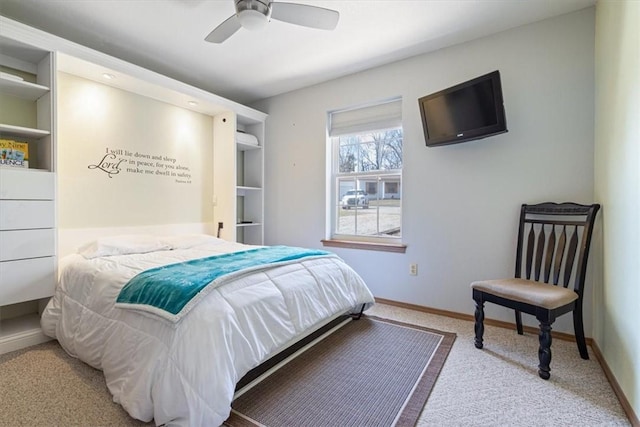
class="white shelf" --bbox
[0,312,40,336]
[237,141,261,151]
[0,123,50,138]
[237,222,262,227]
[237,186,262,197]
[234,125,264,245]
[0,167,52,175]
[0,313,50,355]
[0,75,49,100]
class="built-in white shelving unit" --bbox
[235,128,264,245]
[0,15,268,353]
[0,32,56,355]
[212,115,266,246]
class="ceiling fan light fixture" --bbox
[237,9,268,30]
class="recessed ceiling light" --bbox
[102,73,115,80]
[188,101,198,106]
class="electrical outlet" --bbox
[409,263,418,276]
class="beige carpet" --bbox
[226,316,455,427]
[0,303,632,426]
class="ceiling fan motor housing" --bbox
[236,0,272,30]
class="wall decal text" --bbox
[88,147,193,184]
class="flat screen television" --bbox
[418,70,507,147]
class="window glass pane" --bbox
[338,129,403,173]
[335,173,401,238]
[375,189,401,237]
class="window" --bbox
[327,99,403,247]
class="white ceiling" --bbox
[0,0,595,106]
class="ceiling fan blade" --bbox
[205,14,242,43]
[271,2,339,30]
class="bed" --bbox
[40,234,375,426]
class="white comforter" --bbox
[41,239,374,426]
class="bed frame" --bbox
[236,304,366,392]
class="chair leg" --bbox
[515,310,524,335]
[573,307,589,360]
[537,321,552,380]
[473,299,485,349]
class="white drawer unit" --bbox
[0,229,56,261]
[0,257,56,306]
[0,200,55,230]
[0,169,55,200]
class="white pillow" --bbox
[77,235,170,259]
[160,234,223,250]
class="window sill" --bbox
[321,239,407,253]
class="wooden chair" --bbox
[471,202,600,379]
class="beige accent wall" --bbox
[57,72,213,228]
[594,0,640,419]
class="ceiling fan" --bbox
[205,0,339,43]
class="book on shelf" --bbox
[0,138,29,168]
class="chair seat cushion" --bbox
[471,278,578,309]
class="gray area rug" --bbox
[225,315,456,427]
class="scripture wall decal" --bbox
[88,147,193,184]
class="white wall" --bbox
[254,9,596,334]
[57,72,214,229]
[594,0,640,418]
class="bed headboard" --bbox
[58,222,215,258]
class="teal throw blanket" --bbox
[116,245,332,322]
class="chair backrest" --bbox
[515,202,600,296]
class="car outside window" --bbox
[341,190,369,210]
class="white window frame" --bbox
[327,98,403,245]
